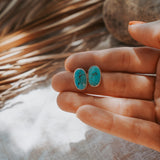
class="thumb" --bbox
[128,20,160,49]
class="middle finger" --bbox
[52,71,155,100]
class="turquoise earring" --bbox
[88,65,101,87]
[74,68,87,90]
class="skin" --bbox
[52,20,160,152]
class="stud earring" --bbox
[74,68,87,90]
[88,65,101,87]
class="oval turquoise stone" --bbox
[74,68,87,90]
[88,66,101,87]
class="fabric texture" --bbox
[1,36,160,160]
[0,80,160,160]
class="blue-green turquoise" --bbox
[74,68,87,90]
[88,66,101,87]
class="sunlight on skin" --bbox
[52,20,160,152]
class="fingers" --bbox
[57,92,155,121]
[154,58,160,124]
[76,105,160,152]
[65,47,160,73]
[128,20,160,49]
[52,71,155,100]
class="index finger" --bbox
[65,47,160,73]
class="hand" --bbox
[52,20,160,152]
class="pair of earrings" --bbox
[74,65,101,90]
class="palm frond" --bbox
[0,0,108,107]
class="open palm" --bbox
[52,21,160,152]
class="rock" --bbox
[103,0,160,45]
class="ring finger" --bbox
[57,92,155,121]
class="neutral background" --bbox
[1,36,160,160]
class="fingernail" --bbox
[129,21,145,26]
